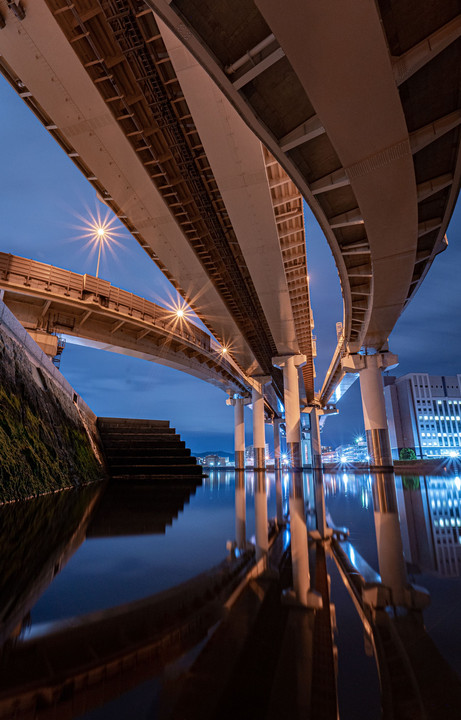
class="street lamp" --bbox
[95,226,106,278]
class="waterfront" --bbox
[1,470,461,719]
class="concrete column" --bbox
[252,382,266,470]
[234,398,245,470]
[273,354,306,469]
[342,352,398,469]
[372,472,407,605]
[310,406,322,469]
[273,417,282,469]
[235,469,246,548]
[255,472,269,560]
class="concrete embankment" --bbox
[0,297,105,501]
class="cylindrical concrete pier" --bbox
[359,355,393,468]
[252,383,266,470]
[234,398,245,470]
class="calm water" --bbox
[1,470,460,719]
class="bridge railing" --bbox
[0,252,211,352]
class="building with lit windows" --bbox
[384,373,461,459]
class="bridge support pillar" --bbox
[273,354,306,469]
[234,397,246,470]
[252,381,267,469]
[310,406,322,469]
[342,352,398,469]
[273,417,282,470]
[235,469,246,549]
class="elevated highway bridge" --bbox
[0,1,460,467]
[0,0,316,407]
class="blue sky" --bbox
[1,74,460,453]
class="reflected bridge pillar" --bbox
[342,352,398,469]
[235,469,246,548]
[272,354,306,470]
[255,472,269,561]
[372,473,430,608]
[273,417,284,525]
[289,470,309,604]
[372,473,407,604]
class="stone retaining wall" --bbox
[0,298,105,502]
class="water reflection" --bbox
[0,484,102,645]
[0,471,460,719]
[325,470,461,580]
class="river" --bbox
[1,470,460,719]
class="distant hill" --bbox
[194,450,234,460]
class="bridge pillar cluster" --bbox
[272,354,306,469]
[342,352,398,469]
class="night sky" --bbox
[1,74,460,455]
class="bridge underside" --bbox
[0,0,318,404]
[146,0,461,402]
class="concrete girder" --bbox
[279,114,325,152]
[329,208,363,229]
[78,310,92,328]
[310,167,350,195]
[410,110,461,155]
[417,174,453,202]
[393,15,461,86]
[418,218,442,237]
[233,46,285,90]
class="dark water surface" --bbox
[1,470,460,719]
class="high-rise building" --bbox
[384,373,461,459]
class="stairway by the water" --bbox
[97,417,203,483]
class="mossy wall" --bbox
[0,323,104,502]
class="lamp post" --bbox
[95,226,105,278]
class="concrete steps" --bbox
[97,417,203,482]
